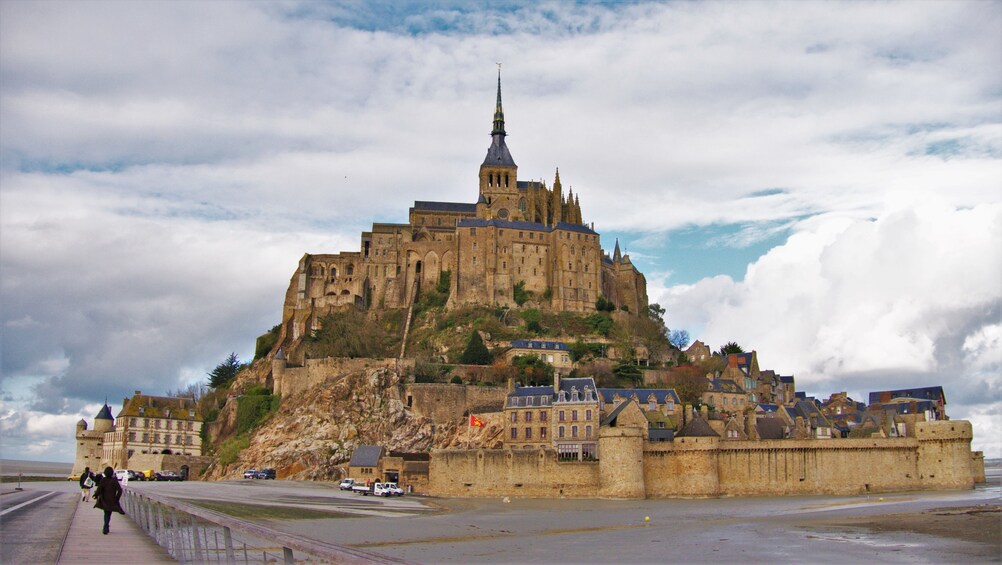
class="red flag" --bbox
[469,414,485,428]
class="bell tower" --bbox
[478,66,518,220]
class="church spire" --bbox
[613,239,622,262]
[492,66,505,137]
[481,65,516,168]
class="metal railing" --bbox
[121,489,413,564]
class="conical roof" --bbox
[95,404,114,420]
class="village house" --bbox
[503,339,574,372]
[867,386,947,421]
[103,391,203,469]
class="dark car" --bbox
[155,470,182,481]
[256,468,276,479]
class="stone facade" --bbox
[73,393,204,474]
[103,391,203,469]
[72,404,114,476]
[428,419,979,499]
[276,73,647,353]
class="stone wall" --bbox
[429,448,600,497]
[274,357,412,398]
[403,383,507,423]
[427,419,978,499]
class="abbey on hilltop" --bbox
[282,72,647,342]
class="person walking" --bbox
[79,467,93,501]
[93,466,125,535]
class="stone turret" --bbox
[550,169,563,225]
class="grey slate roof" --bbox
[348,445,384,468]
[598,388,680,405]
[756,418,788,440]
[554,222,598,235]
[600,400,633,426]
[709,379,745,394]
[95,404,114,420]
[677,415,720,438]
[510,340,570,351]
[456,218,596,234]
[868,386,945,405]
[483,136,516,167]
[411,201,477,213]
[510,385,555,398]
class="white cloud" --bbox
[660,201,1002,455]
[1,1,999,461]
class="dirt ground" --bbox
[810,504,1001,560]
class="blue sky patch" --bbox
[604,221,795,286]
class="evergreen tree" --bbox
[460,331,492,365]
[208,352,242,388]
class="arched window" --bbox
[518,197,527,212]
[346,264,354,276]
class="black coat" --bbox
[78,471,91,489]
[93,475,125,514]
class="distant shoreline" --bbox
[0,458,73,477]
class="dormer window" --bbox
[571,387,579,402]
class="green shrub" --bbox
[513,281,530,306]
[217,435,250,466]
[254,325,281,360]
[542,287,553,301]
[436,270,452,294]
[460,332,492,365]
[585,313,614,337]
[235,392,279,436]
[511,354,554,386]
[450,375,463,384]
[595,296,616,312]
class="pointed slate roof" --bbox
[483,70,516,167]
[95,404,114,420]
[349,445,385,468]
[677,415,719,438]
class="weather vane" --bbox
[496,61,502,72]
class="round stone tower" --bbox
[93,403,114,433]
[598,425,646,498]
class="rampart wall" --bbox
[403,383,507,423]
[427,420,976,499]
[429,448,600,497]
[274,357,412,398]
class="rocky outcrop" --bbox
[204,367,503,481]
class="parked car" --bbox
[139,469,155,481]
[351,482,374,495]
[129,469,146,481]
[155,470,182,481]
[67,472,82,482]
[243,469,257,479]
[115,469,142,482]
[256,468,276,480]
[374,482,404,497]
[338,478,355,490]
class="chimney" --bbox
[746,413,759,440]
[506,377,514,395]
[553,372,561,395]
[700,404,709,421]
[685,404,694,425]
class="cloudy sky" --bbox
[1,1,999,462]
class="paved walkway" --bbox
[57,496,176,564]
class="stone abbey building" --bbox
[283,73,647,342]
